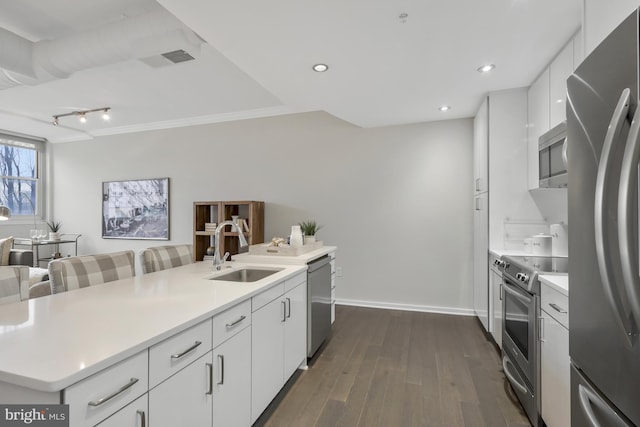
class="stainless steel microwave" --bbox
[538,121,568,188]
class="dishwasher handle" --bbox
[307,255,330,273]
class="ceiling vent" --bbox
[0,8,203,89]
[161,49,195,64]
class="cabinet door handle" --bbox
[205,363,213,395]
[475,198,481,211]
[225,315,246,328]
[88,377,139,407]
[171,341,202,359]
[499,283,503,301]
[549,303,568,314]
[137,410,146,427]
[539,317,545,342]
[282,300,287,322]
[217,354,225,385]
[476,178,481,192]
[286,297,291,318]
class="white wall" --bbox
[49,112,474,314]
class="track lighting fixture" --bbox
[52,107,111,126]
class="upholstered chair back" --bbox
[48,250,135,294]
[0,266,30,304]
[139,244,193,274]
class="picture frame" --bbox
[102,178,169,240]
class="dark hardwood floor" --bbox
[258,305,530,427]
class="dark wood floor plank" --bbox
[262,305,531,427]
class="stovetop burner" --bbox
[499,255,568,294]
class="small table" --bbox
[14,234,81,267]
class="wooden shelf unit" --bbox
[193,201,265,262]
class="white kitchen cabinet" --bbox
[283,282,307,379]
[252,293,285,423]
[489,258,503,349]
[549,40,574,128]
[212,326,251,427]
[540,284,570,427]
[149,351,213,427]
[473,97,489,195]
[64,350,148,427]
[527,68,550,190]
[251,280,307,423]
[95,394,147,427]
[473,192,489,332]
[330,252,336,324]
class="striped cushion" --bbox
[140,245,193,274]
[0,266,29,304]
[49,250,135,294]
[0,236,14,266]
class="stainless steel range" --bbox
[496,255,568,427]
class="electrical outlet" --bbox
[336,267,343,277]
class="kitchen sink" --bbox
[209,267,283,283]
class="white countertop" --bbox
[234,245,336,265]
[489,248,531,258]
[0,261,307,392]
[539,274,569,296]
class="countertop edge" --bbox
[0,261,308,392]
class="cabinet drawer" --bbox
[252,282,284,312]
[541,283,569,328]
[284,272,306,293]
[64,350,148,427]
[95,393,148,426]
[149,318,213,389]
[213,299,251,348]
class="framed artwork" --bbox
[102,178,169,240]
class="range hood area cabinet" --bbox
[473,88,532,333]
[527,32,582,191]
[193,201,265,262]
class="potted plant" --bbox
[47,221,62,241]
[298,220,322,244]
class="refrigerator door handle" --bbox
[618,105,640,338]
[578,384,631,427]
[595,87,635,345]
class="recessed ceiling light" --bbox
[313,64,329,72]
[477,64,495,73]
[439,105,451,112]
[555,99,564,104]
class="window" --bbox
[0,133,45,217]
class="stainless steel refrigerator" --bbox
[567,9,640,427]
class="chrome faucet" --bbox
[213,220,249,270]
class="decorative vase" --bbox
[49,232,60,241]
[304,235,316,245]
[290,226,303,247]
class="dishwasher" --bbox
[307,255,332,358]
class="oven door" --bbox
[502,278,537,389]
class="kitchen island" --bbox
[0,260,308,426]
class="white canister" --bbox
[532,234,552,256]
[523,237,534,254]
[550,223,568,257]
[290,225,303,247]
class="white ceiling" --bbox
[0,0,582,143]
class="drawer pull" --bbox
[206,363,213,395]
[217,354,225,385]
[225,315,246,328]
[88,377,139,407]
[137,410,146,427]
[171,341,202,359]
[549,303,568,314]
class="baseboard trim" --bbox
[335,298,475,317]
